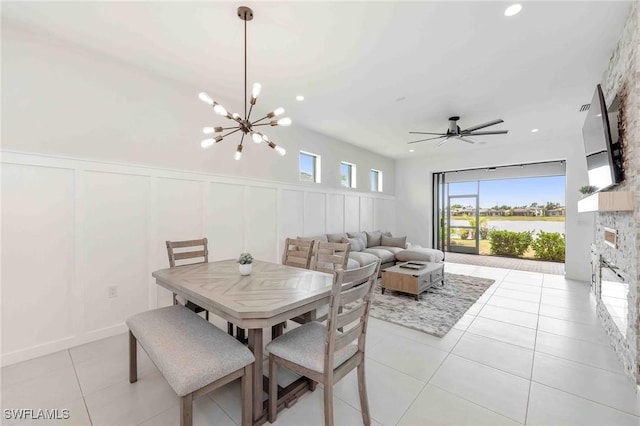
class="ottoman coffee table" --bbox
[381,261,444,301]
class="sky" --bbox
[449,176,566,208]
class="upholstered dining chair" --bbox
[266,260,380,426]
[166,238,236,336]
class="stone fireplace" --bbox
[590,1,639,384]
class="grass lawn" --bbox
[451,215,565,222]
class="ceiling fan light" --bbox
[198,92,214,105]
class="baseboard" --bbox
[1,323,128,367]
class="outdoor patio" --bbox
[444,252,565,275]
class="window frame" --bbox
[340,161,357,189]
[370,169,383,192]
[299,151,321,183]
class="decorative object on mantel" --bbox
[369,273,494,337]
[238,253,254,275]
[603,227,618,249]
[198,6,290,160]
[579,185,598,197]
[577,190,634,213]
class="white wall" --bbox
[395,139,594,282]
[0,152,395,366]
[1,23,395,195]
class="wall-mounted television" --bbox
[582,84,623,192]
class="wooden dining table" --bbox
[152,259,334,425]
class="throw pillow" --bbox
[341,237,364,252]
[365,231,383,248]
[382,231,392,237]
[347,232,367,250]
[381,235,407,248]
[327,233,348,243]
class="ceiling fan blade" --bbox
[437,137,450,146]
[461,119,504,133]
[408,136,446,144]
[457,136,477,144]
[464,130,509,136]
[408,131,447,136]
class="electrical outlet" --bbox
[107,286,118,298]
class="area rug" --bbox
[369,273,495,337]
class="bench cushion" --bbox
[127,306,254,396]
[266,321,357,373]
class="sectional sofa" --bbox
[299,230,445,271]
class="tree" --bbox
[451,204,463,209]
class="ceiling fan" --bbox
[408,116,508,146]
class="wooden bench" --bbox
[127,305,254,426]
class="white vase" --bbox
[239,263,252,276]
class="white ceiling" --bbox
[2,1,632,159]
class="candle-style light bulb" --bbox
[213,104,228,116]
[198,92,214,105]
[275,146,286,156]
[234,144,243,161]
[201,139,214,148]
[277,117,292,126]
[252,132,263,144]
[203,127,215,134]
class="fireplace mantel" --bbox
[577,191,634,213]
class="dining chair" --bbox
[282,238,314,269]
[266,260,380,426]
[309,240,351,274]
[166,238,235,336]
[288,240,352,325]
[272,238,316,339]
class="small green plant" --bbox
[531,232,565,262]
[458,229,470,240]
[489,230,533,257]
[579,185,598,195]
[237,253,253,265]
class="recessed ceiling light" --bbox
[531,128,539,133]
[409,149,415,153]
[504,4,522,16]
[296,95,304,101]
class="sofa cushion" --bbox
[346,258,360,269]
[341,237,364,252]
[370,246,404,255]
[381,235,407,248]
[349,252,379,268]
[297,234,328,242]
[382,231,392,237]
[347,232,367,250]
[365,231,383,248]
[362,248,396,263]
[395,248,445,263]
[327,233,348,243]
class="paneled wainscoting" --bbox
[0,151,396,366]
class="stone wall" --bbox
[596,0,640,383]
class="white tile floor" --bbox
[2,262,640,425]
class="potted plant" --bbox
[579,185,598,197]
[238,253,253,276]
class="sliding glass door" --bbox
[447,195,480,254]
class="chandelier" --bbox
[198,6,290,160]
